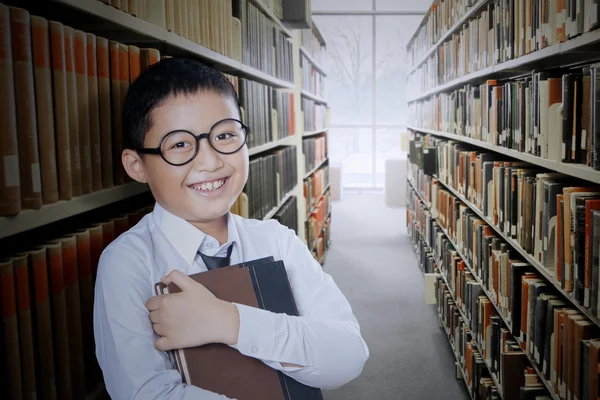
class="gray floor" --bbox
[321,193,470,400]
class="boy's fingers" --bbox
[163,269,197,292]
[155,336,174,351]
[149,310,160,324]
[145,295,162,311]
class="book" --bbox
[155,258,324,400]
[0,4,20,216]
[10,6,42,209]
[86,33,103,192]
[0,259,23,399]
[74,29,92,195]
[64,26,82,197]
[97,37,113,189]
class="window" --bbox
[314,3,426,189]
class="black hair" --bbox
[123,57,242,150]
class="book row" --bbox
[301,28,326,68]
[436,275,557,400]
[0,5,164,217]
[245,146,297,220]
[303,134,328,176]
[408,0,478,67]
[302,98,328,133]
[101,0,293,82]
[236,78,296,150]
[0,204,153,400]
[302,56,326,98]
[409,179,600,400]
[306,190,330,263]
[408,63,600,169]
[97,0,148,21]
[272,195,298,234]
[407,0,600,97]
[304,166,329,216]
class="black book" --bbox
[543,181,566,270]
[543,298,567,380]
[519,386,550,399]
[534,294,556,366]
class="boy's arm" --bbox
[231,224,370,390]
[93,244,231,400]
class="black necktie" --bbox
[198,243,234,270]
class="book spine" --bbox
[74,30,92,194]
[0,4,20,215]
[0,259,24,400]
[88,224,104,282]
[46,242,72,400]
[49,21,72,201]
[86,33,103,191]
[109,41,122,185]
[13,254,37,400]
[97,37,113,188]
[64,26,82,197]
[31,16,59,205]
[118,43,129,183]
[10,7,42,209]
[28,247,57,400]
[60,235,86,398]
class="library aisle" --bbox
[322,193,469,400]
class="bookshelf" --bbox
[405,1,600,398]
[0,0,330,398]
[301,89,327,104]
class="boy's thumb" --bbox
[162,270,196,291]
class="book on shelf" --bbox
[303,134,328,174]
[302,98,327,134]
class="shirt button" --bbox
[252,347,259,354]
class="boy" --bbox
[93,58,369,400]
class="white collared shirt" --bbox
[93,203,369,400]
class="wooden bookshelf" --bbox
[263,184,298,221]
[248,134,297,156]
[304,157,329,179]
[406,126,600,185]
[407,181,560,400]
[300,47,327,76]
[301,89,327,104]
[303,128,328,138]
[0,183,149,240]
[248,0,293,38]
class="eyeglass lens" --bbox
[160,119,247,165]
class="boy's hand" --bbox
[146,270,240,351]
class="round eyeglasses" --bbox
[136,118,250,166]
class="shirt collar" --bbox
[152,203,240,266]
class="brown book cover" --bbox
[574,319,594,400]
[109,41,123,185]
[500,347,528,400]
[563,310,583,399]
[97,37,113,189]
[187,0,195,43]
[128,0,138,16]
[118,43,129,183]
[49,21,72,201]
[101,219,116,250]
[86,33,102,192]
[127,209,146,227]
[113,215,130,237]
[173,0,183,36]
[10,6,42,209]
[63,26,82,197]
[31,15,59,205]
[165,0,174,32]
[74,30,92,195]
[589,339,600,400]
[60,235,86,398]
[46,241,73,400]
[140,48,160,71]
[128,44,141,82]
[0,259,24,400]
[89,224,104,282]
[0,4,20,216]
[13,254,37,399]
[155,265,287,400]
[28,247,57,400]
[74,229,99,390]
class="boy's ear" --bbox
[122,149,148,183]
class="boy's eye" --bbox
[172,141,191,148]
[215,132,236,141]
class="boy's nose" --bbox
[191,140,223,171]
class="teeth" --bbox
[191,179,225,192]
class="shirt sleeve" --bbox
[232,223,369,389]
[93,242,231,400]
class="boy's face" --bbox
[125,91,248,224]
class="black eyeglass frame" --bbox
[135,118,251,166]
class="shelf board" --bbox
[408,181,560,400]
[263,184,297,221]
[431,177,600,331]
[248,0,293,38]
[0,183,150,240]
[300,47,327,76]
[407,29,600,103]
[407,0,489,75]
[301,90,328,104]
[248,134,297,156]
[303,128,329,138]
[41,0,292,89]
[304,158,329,179]
[407,126,600,185]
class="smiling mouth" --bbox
[188,177,228,192]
